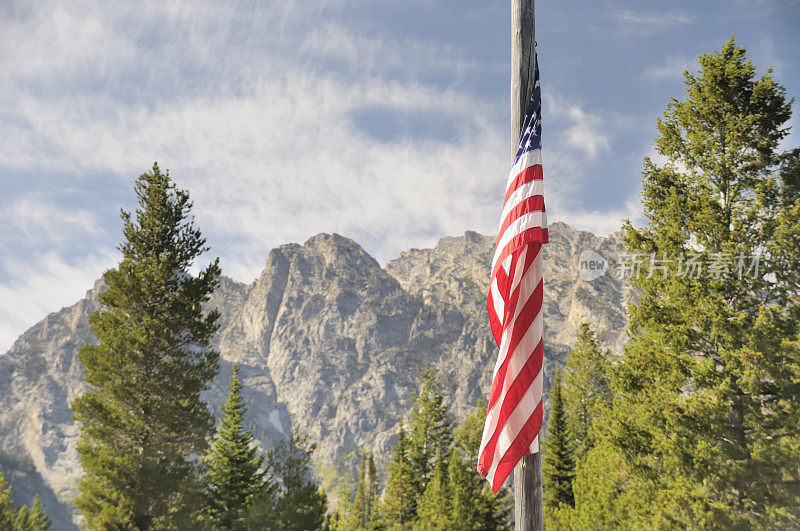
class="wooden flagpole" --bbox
[510,0,543,530]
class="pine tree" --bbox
[546,325,610,528]
[1,472,16,531]
[328,484,353,531]
[447,404,511,531]
[446,450,471,530]
[72,164,221,529]
[351,452,368,526]
[0,473,52,531]
[381,367,452,527]
[380,426,416,528]
[581,37,800,527]
[413,452,450,531]
[247,429,326,530]
[355,451,380,528]
[202,364,266,529]
[332,453,365,531]
[331,451,381,531]
[365,451,379,526]
[542,371,575,511]
[14,496,51,531]
[25,496,51,531]
[15,505,29,531]
[561,323,611,461]
[405,367,452,502]
[96,504,137,530]
[382,377,511,529]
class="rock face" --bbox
[0,223,630,528]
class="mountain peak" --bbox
[0,226,631,528]
[303,232,359,248]
[299,233,380,272]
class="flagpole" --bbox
[510,0,544,530]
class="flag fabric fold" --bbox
[478,56,548,494]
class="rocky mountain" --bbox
[0,222,631,529]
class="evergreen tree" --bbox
[328,484,353,531]
[96,504,137,530]
[581,37,800,527]
[567,440,640,529]
[546,325,610,528]
[446,451,471,530]
[354,451,380,528]
[25,496,51,531]
[330,453,372,531]
[0,472,16,531]
[202,364,266,529]
[542,371,575,511]
[382,377,510,529]
[413,453,449,531]
[447,404,511,531]
[351,452,368,526]
[247,430,326,530]
[72,164,221,529]
[14,505,29,530]
[561,323,611,461]
[365,451,379,526]
[405,367,452,502]
[0,474,51,531]
[331,451,380,531]
[381,367,452,527]
[380,426,416,528]
[14,496,51,531]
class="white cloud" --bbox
[755,35,787,77]
[1,72,506,263]
[564,107,610,159]
[299,22,477,80]
[553,197,644,236]
[0,1,509,275]
[0,194,117,354]
[0,0,648,348]
[613,10,694,36]
[547,94,611,160]
[644,56,697,80]
[0,249,118,354]
[0,194,116,353]
[0,196,103,246]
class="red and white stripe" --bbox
[478,146,548,493]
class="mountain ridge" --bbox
[0,222,631,528]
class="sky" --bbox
[1,0,799,352]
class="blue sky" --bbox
[1,0,799,352]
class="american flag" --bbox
[478,56,548,493]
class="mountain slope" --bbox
[0,223,629,527]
